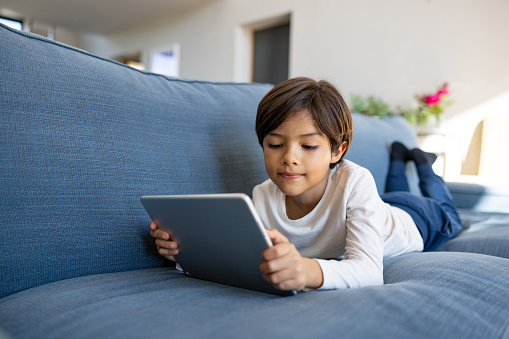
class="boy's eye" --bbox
[302,145,319,150]
[267,144,282,149]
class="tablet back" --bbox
[141,194,296,296]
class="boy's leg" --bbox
[384,144,462,251]
[385,161,409,192]
[409,148,455,213]
[416,164,462,227]
[416,164,455,211]
[410,149,463,247]
[385,142,410,193]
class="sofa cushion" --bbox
[347,114,420,195]
[447,182,509,213]
[0,252,508,339]
[437,210,509,259]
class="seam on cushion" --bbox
[0,23,273,88]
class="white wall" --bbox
[24,20,80,47]
[79,0,509,181]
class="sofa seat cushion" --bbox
[1,252,508,339]
[437,210,509,259]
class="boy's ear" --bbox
[330,141,348,163]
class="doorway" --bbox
[252,23,290,85]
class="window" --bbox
[0,16,23,30]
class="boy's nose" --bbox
[282,147,300,165]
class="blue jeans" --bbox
[380,161,462,251]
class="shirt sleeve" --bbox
[316,168,385,289]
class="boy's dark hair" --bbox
[255,77,353,168]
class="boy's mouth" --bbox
[279,172,304,180]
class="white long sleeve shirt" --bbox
[252,160,423,290]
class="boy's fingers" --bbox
[155,239,178,249]
[260,252,306,290]
[150,222,178,263]
[266,229,289,244]
[261,249,297,275]
[261,243,292,261]
[157,244,179,256]
[150,229,170,240]
[149,229,160,239]
[263,267,294,285]
[261,262,304,290]
[260,256,285,274]
[149,222,171,239]
[157,246,177,262]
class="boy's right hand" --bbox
[149,221,179,262]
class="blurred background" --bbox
[1,0,508,184]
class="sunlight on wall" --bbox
[441,91,509,184]
[478,113,509,179]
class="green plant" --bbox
[350,95,395,117]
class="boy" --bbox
[150,77,462,291]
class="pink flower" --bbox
[425,94,441,107]
[437,83,449,97]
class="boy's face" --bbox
[262,110,346,205]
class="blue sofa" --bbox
[1,23,509,339]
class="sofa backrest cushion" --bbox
[0,24,271,298]
[347,114,419,194]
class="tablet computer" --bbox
[140,193,296,296]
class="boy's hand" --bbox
[149,221,179,262]
[259,229,324,291]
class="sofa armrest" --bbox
[447,182,509,213]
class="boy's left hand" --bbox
[259,229,323,291]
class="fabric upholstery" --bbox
[346,114,419,195]
[0,23,270,298]
[438,226,509,259]
[447,182,509,213]
[437,210,509,258]
[0,252,508,339]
